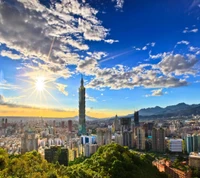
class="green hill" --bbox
[66,143,167,178]
[0,143,167,178]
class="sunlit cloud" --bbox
[145,88,164,97]
[56,83,68,96]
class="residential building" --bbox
[152,128,165,153]
[136,127,145,150]
[189,152,200,169]
[21,130,38,154]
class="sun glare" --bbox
[35,77,45,92]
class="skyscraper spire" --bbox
[81,75,84,87]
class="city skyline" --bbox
[0,0,200,118]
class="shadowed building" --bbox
[68,120,73,132]
[78,77,86,135]
[45,146,68,166]
[114,115,120,132]
[134,111,139,126]
[21,130,38,154]
[136,127,145,150]
[152,128,166,153]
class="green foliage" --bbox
[172,156,189,172]
[68,156,86,166]
[0,144,168,178]
[191,167,200,178]
[66,143,168,178]
[0,148,68,178]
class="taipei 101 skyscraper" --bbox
[78,76,86,135]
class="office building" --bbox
[120,117,131,132]
[83,143,98,157]
[45,146,68,166]
[81,135,97,145]
[68,120,73,132]
[114,133,123,146]
[21,130,38,154]
[96,128,112,146]
[89,144,98,155]
[78,77,86,135]
[169,139,183,152]
[136,127,145,150]
[122,131,133,148]
[192,134,199,152]
[186,134,193,154]
[152,128,165,153]
[114,115,120,132]
[134,111,139,126]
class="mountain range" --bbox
[137,102,200,118]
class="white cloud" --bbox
[0,94,5,104]
[86,62,188,90]
[177,40,190,45]
[149,53,163,59]
[189,46,200,55]
[183,27,198,33]
[136,48,141,51]
[56,83,68,96]
[86,93,97,102]
[151,42,156,47]
[87,51,107,60]
[152,88,164,96]
[114,0,125,9]
[145,88,164,97]
[157,54,198,76]
[194,80,200,83]
[0,0,113,78]
[149,52,170,59]
[142,46,147,50]
[104,39,119,44]
[0,50,25,60]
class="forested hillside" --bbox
[0,143,167,178]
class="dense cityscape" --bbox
[1,78,200,178]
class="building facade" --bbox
[136,127,145,150]
[152,128,165,153]
[21,130,38,154]
[169,139,183,152]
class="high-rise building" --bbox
[61,121,65,128]
[134,111,139,126]
[114,133,123,146]
[193,134,199,152]
[186,134,193,154]
[122,131,133,148]
[185,134,200,154]
[21,130,38,154]
[136,127,145,150]
[114,115,120,132]
[152,128,165,153]
[68,120,73,132]
[96,128,112,146]
[45,146,68,166]
[78,76,86,135]
[120,117,131,132]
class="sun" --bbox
[35,77,45,92]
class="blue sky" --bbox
[0,0,200,118]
